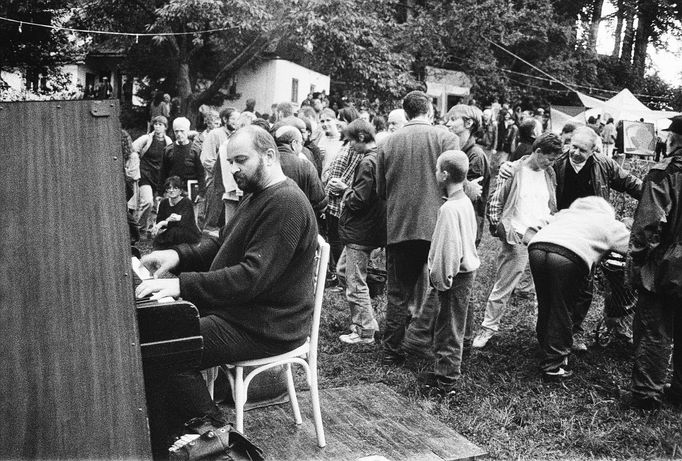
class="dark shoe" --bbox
[403,353,433,372]
[542,367,573,383]
[325,274,338,288]
[417,371,439,387]
[663,385,682,408]
[381,351,405,366]
[630,394,662,411]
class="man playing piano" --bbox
[136,125,318,457]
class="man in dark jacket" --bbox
[554,126,642,350]
[161,117,205,199]
[629,115,682,410]
[376,91,461,365]
[273,126,327,217]
[336,119,387,345]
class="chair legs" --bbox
[308,361,326,447]
[233,366,245,433]
[285,363,302,425]
[224,361,326,448]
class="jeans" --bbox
[529,247,587,372]
[434,271,476,381]
[337,245,380,338]
[135,183,156,233]
[632,289,682,401]
[383,240,437,359]
[145,315,295,457]
[482,241,534,331]
[325,212,343,277]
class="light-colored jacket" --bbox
[132,133,172,157]
[487,156,557,245]
[530,196,629,269]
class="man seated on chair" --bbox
[136,125,318,457]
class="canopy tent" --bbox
[573,88,680,125]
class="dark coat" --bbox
[339,150,386,247]
[629,148,682,296]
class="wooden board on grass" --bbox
[221,383,486,461]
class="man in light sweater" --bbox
[529,196,629,381]
[421,150,480,395]
[136,125,318,456]
[473,133,563,349]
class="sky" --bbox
[597,1,682,85]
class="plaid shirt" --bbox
[324,145,363,218]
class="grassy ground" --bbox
[316,229,682,460]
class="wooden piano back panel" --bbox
[0,100,151,459]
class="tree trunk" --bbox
[632,0,656,80]
[612,0,624,57]
[587,0,605,52]
[620,3,635,64]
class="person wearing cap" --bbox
[160,117,205,207]
[132,115,173,236]
[629,114,682,410]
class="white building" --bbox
[424,66,472,117]
[229,58,330,115]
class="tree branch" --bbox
[192,32,277,107]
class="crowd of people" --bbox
[124,88,681,458]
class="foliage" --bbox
[0,0,80,93]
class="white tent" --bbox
[573,89,680,124]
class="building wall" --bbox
[230,59,329,116]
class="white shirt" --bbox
[510,166,551,236]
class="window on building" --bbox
[291,78,299,103]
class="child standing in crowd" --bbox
[422,150,480,395]
[151,176,201,250]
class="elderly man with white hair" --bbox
[160,117,205,203]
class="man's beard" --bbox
[233,156,265,193]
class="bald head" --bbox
[387,109,407,132]
[274,125,303,154]
[437,150,469,184]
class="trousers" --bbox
[632,289,682,401]
[434,271,476,381]
[337,244,380,337]
[529,246,587,372]
[383,240,438,359]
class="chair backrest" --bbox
[309,235,330,358]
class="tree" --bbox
[71,0,419,120]
[0,0,76,93]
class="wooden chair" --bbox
[220,235,329,447]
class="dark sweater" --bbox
[278,145,328,215]
[161,142,205,195]
[153,197,201,250]
[175,179,318,346]
[558,157,594,210]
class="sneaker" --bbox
[542,367,573,382]
[572,333,588,352]
[339,332,374,345]
[472,328,496,348]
